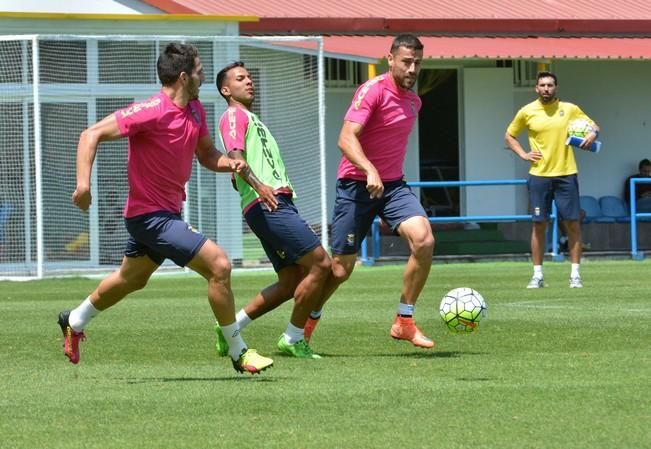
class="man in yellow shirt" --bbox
[505,71,600,289]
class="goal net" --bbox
[0,35,325,278]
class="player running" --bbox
[57,43,273,374]
[305,34,436,349]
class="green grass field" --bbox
[1,260,650,449]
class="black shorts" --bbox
[330,179,427,255]
[527,174,580,222]
[124,211,207,267]
[245,195,321,272]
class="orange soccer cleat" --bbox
[389,316,435,349]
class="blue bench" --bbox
[599,196,630,223]
[579,195,615,223]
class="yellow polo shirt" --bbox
[507,99,594,177]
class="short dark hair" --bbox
[536,71,558,85]
[639,158,651,170]
[390,34,424,54]
[157,42,198,86]
[216,61,246,100]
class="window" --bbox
[303,55,364,87]
[513,61,551,88]
[326,58,363,87]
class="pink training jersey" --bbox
[115,91,209,218]
[337,73,421,182]
[219,106,248,152]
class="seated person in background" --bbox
[624,158,651,212]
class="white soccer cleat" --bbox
[526,277,544,289]
[569,276,583,288]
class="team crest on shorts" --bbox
[534,207,541,216]
[346,233,355,245]
[276,249,286,259]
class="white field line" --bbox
[500,300,650,313]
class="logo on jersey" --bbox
[250,114,282,181]
[189,103,201,124]
[119,98,161,118]
[228,107,238,140]
[559,110,565,117]
[353,76,384,110]
[276,249,287,259]
[410,100,416,115]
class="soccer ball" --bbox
[567,119,595,139]
[439,288,487,333]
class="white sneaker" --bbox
[526,277,544,289]
[569,276,583,288]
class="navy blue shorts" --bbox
[124,211,207,267]
[331,179,427,255]
[245,195,321,272]
[528,174,580,222]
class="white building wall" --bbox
[0,0,163,14]
[0,0,239,36]
[426,58,651,215]
[505,60,651,211]
[553,60,651,199]
[462,67,519,216]
[404,116,421,188]
[325,89,353,221]
[0,18,238,36]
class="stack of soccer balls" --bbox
[439,287,487,333]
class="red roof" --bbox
[145,0,651,20]
[144,0,651,59]
[145,0,651,34]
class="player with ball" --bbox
[505,71,600,289]
[303,34,436,349]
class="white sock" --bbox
[236,310,252,330]
[220,322,247,361]
[68,297,99,332]
[533,265,543,279]
[571,263,581,278]
[283,322,304,344]
[397,303,414,317]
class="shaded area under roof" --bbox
[318,36,651,61]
